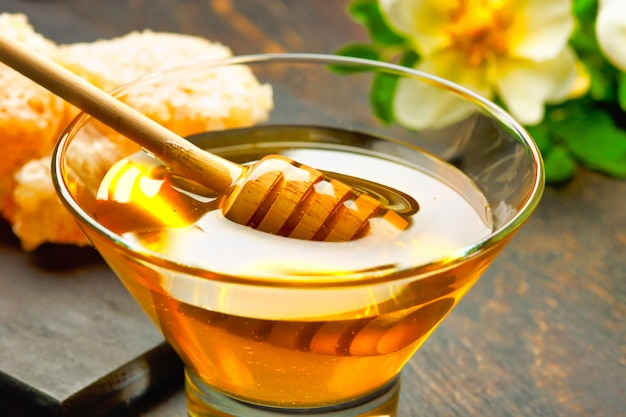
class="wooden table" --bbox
[1,1,624,416]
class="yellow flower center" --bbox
[445,0,514,67]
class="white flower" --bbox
[596,0,626,71]
[379,0,580,127]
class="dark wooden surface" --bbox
[1,1,624,416]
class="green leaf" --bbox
[370,71,399,123]
[550,107,626,177]
[573,0,597,18]
[524,124,553,154]
[332,43,381,73]
[568,0,622,103]
[335,43,380,61]
[585,62,615,102]
[571,0,599,50]
[543,146,578,183]
[619,72,626,111]
[348,0,407,46]
[398,49,420,68]
[526,123,578,183]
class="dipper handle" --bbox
[0,33,409,241]
[0,32,242,194]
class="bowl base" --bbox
[185,369,400,416]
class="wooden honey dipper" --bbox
[0,34,409,241]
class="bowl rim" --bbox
[52,52,545,287]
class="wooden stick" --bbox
[0,32,242,193]
[0,33,410,241]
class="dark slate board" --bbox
[0,220,183,416]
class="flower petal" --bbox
[380,0,457,55]
[494,47,578,125]
[393,52,493,130]
[596,0,626,71]
[509,0,574,61]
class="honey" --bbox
[93,125,498,408]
